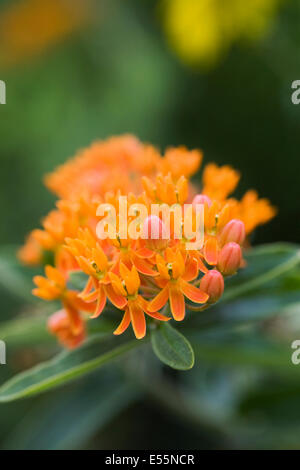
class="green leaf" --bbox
[2,370,140,450]
[0,334,144,402]
[224,243,300,301]
[0,313,51,348]
[67,270,89,291]
[190,330,296,374]
[151,322,195,370]
[187,291,300,331]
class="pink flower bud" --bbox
[219,219,245,246]
[218,242,242,276]
[142,215,168,251]
[192,194,212,210]
[200,269,224,303]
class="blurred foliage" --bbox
[0,0,300,450]
[162,0,284,68]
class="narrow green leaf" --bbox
[190,330,296,374]
[2,370,140,450]
[151,322,195,370]
[1,314,50,347]
[224,244,300,301]
[187,291,300,330]
[0,334,144,402]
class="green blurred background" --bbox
[0,0,300,450]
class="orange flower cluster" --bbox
[19,135,276,348]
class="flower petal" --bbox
[135,246,154,259]
[169,285,185,321]
[79,289,99,303]
[77,256,95,277]
[108,272,127,296]
[80,276,94,297]
[64,302,82,335]
[105,284,127,309]
[148,285,169,312]
[182,257,198,281]
[139,295,170,321]
[197,256,209,274]
[172,251,185,279]
[204,237,218,265]
[146,310,170,321]
[129,302,146,339]
[90,286,106,318]
[126,266,140,295]
[114,309,131,336]
[132,253,158,277]
[45,265,65,287]
[180,278,209,304]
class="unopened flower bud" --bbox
[200,269,224,303]
[219,219,245,246]
[192,194,212,210]
[218,242,242,276]
[142,215,168,251]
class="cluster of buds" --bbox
[19,135,276,348]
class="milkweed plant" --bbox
[0,134,299,407]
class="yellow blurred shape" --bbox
[163,0,283,68]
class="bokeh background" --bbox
[0,0,299,450]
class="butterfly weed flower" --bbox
[20,135,276,347]
[110,263,170,339]
[65,228,127,317]
[33,265,95,347]
[148,249,209,321]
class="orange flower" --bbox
[202,163,240,200]
[18,231,43,266]
[142,173,188,205]
[0,0,91,68]
[65,228,127,318]
[19,196,99,272]
[33,265,66,301]
[48,309,86,349]
[159,146,203,179]
[110,263,170,339]
[33,265,94,336]
[149,248,208,321]
[234,190,277,234]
